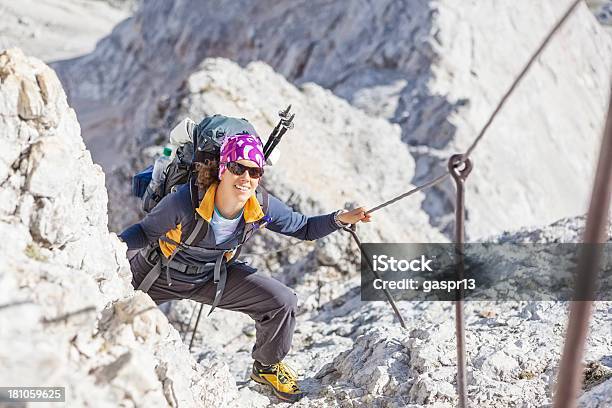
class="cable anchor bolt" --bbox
[448,154,473,183]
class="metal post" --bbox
[448,153,473,408]
[553,93,612,408]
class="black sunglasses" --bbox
[225,161,264,179]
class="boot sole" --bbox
[250,372,303,402]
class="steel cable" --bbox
[462,0,582,160]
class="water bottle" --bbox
[149,147,172,192]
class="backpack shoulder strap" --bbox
[188,171,200,212]
[185,216,207,246]
[256,185,269,215]
[237,186,269,246]
[184,174,209,245]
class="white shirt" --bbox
[210,206,243,245]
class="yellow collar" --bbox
[196,182,265,223]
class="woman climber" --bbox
[118,130,372,402]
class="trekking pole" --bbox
[188,303,205,351]
[264,106,295,159]
[263,105,284,152]
[342,224,407,329]
[266,113,295,157]
[448,153,473,408]
[263,105,291,154]
[263,106,289,154]
[264,114,294,158]
[182,302,199,342]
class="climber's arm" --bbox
[118,188,188,250]
[265,194,343,241]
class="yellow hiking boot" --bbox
[250,360,304,402]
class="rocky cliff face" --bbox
[54,0,612,238]
[0,48,263,407]
[0,0,130,62]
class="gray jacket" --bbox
[119,182,343,270]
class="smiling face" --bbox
[219,159,261,202]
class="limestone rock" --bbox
[0,48,246,408]
[579,377,612,407]
[0,0,131,62]
[54,0,612,238]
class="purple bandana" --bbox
[218,133,265,180]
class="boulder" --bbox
[0,48,254,408]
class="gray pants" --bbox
[130,252,298,365]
